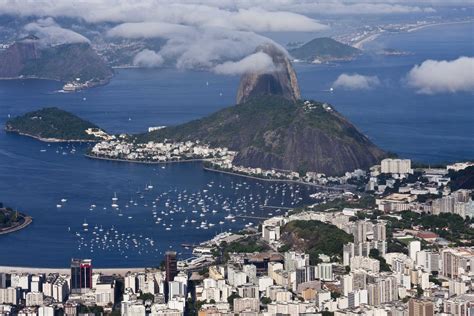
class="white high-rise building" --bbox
[409,241,421,262]
[26,292,44,306]
[381,159,413,174]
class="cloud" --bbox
[406,57,474,94]
[23,17,90,46]
[333,73,381,90]
[132,49,164,68]
[213,52,276,75]
[0,0,440,21]
[107,22,192,39]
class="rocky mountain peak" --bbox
[236,43,301,104]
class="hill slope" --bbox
[5,107,104,142]
[0,37,113,83]
[138,96,386,176]
[290,37,360,62]
[280,220,353,263]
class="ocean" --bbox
[0,22,472,267]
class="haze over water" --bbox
[0,23,472,267]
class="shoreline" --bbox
[352,20,473,50]
[0,266,148,275]
[5,128,100,143]
[0,214,33,236]
[203,167,345,191]
[84,154,211,164]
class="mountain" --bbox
[0,36,113,83]
[236,43,300,104]
[138,95,387,176]
[289,37,360,63]
[5,107,107,142]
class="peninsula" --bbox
[0,35,113,89]
[5,107,111,142]
[0,205,32,235]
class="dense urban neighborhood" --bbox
[1,159,473,316]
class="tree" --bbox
[227,293,241,309]
[260,297,272,305]
[138,292,155,302]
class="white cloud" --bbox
[333,73,380,90]
[0,0,441,20]
[213,52,276,75]
[406,57,474,94]
[23,17,90,46]
[132,49,164,68]
[107,22,193,39]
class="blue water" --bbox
[0,23,473,267]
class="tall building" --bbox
[409,241,421,262]
[381,159,412,174]
[373,222,386,241]
[165,251,178,283]
[409,299,434,316]
[164,251,178,302]
[70,259,92,294]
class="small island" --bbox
[289,37,361,63]
[5,107,111,142]
[0,204,32,235]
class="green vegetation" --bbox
[289,37,360,62]
[449,166,474,191]
[136,95,386,176]
[0,207,20,228]
[0,39,113,82]
[280,220,353,264]
[290,196,375,215]
[387,211,474,246]
[6,107,103,141]
[369,249,391,272]
[220,237,270,261]
[78,305,104,316]
[227,293,241,309]
[138,292,154,302]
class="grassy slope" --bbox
[6,107,100,140]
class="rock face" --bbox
[140,96,387,176]
[236,43,300,104]
[0,36,113,83]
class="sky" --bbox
[1,0,472,90]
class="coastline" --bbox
[0,266,147,275]
[84,154,211,164]
[352,20,473,50]
[5,128,100,143]
[203,167,346,191]
[0,214,33,236]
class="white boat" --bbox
[56,204,62,208]
[112,192,118,201]
[61,198,67,203]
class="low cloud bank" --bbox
[333,73,380,90]
[407,57,474,94]
[23,17,90,46]
[213,52,276,75]
[133,49,164,68]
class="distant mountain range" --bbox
[289,37,361,63]
[0,36,113,84]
